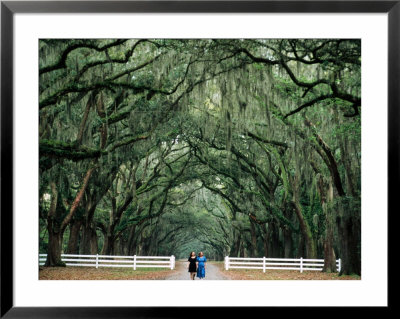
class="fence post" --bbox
[170,255,174,270]
[338,258,341,273]
[300,257,303,273]
[133,255,137,270]
[96,254,99,269]
[263,256,266,273]
[225,256,229,270]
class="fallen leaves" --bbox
[39,262,361,280]
[39,266,180,280]
[213,262,361,280]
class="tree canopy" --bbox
[39,39,361,275]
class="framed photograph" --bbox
[1,0,395,317]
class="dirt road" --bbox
[165,261,228,280]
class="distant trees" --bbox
[39,39,360,275]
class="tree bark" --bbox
[76,93,93,145]
[66,219,83,254]
[311,167,337,273]
[292,190,317,258]
[270,222,280,258]
[45,182,65,267]
[296,235,305,258]
[340,135,358,197]
[127,225,138,255]
[231,231,241,257]
[322,182,337,273]
[46,232,64,267]
[335,198,361,275]
[47,166,96,265]
[80,224,98,255]
[249,220,258,257]
[283,227,293,258]
[101,234,116,255]
[304,117,346,197]
[261,224,269,257]
[60,166,96,234]
[239,239,245,257]
[322,218,337,272]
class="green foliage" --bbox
[39,39,361,263]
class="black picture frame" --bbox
[1,0,395,317]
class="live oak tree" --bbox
[39,39,361,275]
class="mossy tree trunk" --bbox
[45,182,65,267]
[292,174,317,259]
[66,219,83,254]
[335,197,361,276]
[46,166,96,266]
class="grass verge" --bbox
[212,262,361,280]
[39,266,178,280]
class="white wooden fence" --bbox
[224,256,341,273]
[39,254,175,270]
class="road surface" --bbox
[165,260,228,280]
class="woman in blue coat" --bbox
[196,251,207,279]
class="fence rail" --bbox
[224,256,341,273]
[39,254,175,270]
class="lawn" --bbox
[39,266,178,280]
[212,262,361,280]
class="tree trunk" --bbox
[239,240,245,257]
[291,173,317,259]
[322,189,337,272]
[270,222,280,257]
[231,231,241,257]
[296,235,305,258]
[283,227,292,258]
[87,228,98,255]
[66,219,83,254]
[313,173,337,273]
[322,183,337,272]
[127,225,137,255]
[249,220,257,257]
[80,224,98,255]
[292,199,317,258]
[336,198,361,275]
[102,235,116,255]
[340,136,357,197]
[60,166,96,233]
[45,182,65,267]
[119,238,127,256]
[322,222,337,272]
[46,231,65,267]
[261,224,269,257]
[304,117,345,197]
[79,196,99,255]
[80,225,91,255]
[46,166,97,265]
